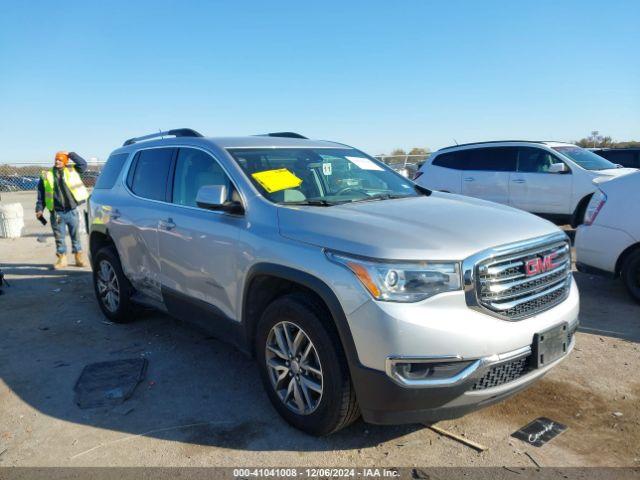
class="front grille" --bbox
[475,238,571,320]
[472,355,530,390]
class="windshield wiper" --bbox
[279,199,337,207]
[349,193,414,203]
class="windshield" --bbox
[227,148,421,205]
[553,146,618,171]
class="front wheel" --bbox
[255,294,360,435]
[621,250,640,304]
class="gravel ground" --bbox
[0,191,638,468]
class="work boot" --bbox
[74,252,87,268]
[53,254,67,270]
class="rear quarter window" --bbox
[94,153,129,189]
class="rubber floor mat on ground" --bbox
[74,358,148,409]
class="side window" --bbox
[467,147,517,172]
[518,147,564,173]
[129,148,175,201]
[172,148,231,207]
[432,151,467,170]
[95,153,129,189]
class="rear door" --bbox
[509,147,573,214]
[419,151,463,193]
[111,147,176,301]
[460,147,516,205]
[158,147,244,326]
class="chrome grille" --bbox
[475,237,571,320]
[472,355,530,390]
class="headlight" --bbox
[326,251,461,302]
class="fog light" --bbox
[394,361,473,381]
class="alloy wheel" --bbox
[97,260,120,313]
[265,321,323,415]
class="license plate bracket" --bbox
[533,323,568,368]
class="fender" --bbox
[241,263,362,368]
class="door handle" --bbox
[463,177,475,182]
[512,179,526,184]
[159,218,176,231]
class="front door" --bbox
[158,147,244,327]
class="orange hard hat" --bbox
[55,151,69,165]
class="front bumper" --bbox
[344,277,579,425]
[353,333,576,425]
[575,224,635,274]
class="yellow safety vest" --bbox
[41,167,89,211]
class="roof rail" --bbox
[258,132,308,139]
[439,140,546,151]
[123,128,203,146]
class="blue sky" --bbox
[1,0,638,163]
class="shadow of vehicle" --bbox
[573,271,639,342]
[0,262,421,454]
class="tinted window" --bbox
[129,148,174,201]
[95,153,129,189]
[598,150,638,168]
[172,148,231,207]
[466,147,517,172]
[432,151,468,170]
[517,147,566,173]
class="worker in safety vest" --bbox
[35,151,89,269]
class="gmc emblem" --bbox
[525,253,559,276]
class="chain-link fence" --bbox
[0,162,106,192]
[0,153,429,192]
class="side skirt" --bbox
[161,286,249,355]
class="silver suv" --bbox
[89,129,579,435]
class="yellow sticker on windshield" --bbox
[251,168,303,193]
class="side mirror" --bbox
[548,163,569,174]
[196,185,243,214]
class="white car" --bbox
[414,141,637,226]
[575,172,640,303]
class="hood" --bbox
[592,167,638,184]
[277,193,561,260]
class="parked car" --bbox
[591,148,640,169]
[575,172,640,303]
[388,162,418,178]
[89,129,579,435]
[0,178,18,192]
[414,141,637,226]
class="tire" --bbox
[92,246,136,323]
[255,293,360,435]
[621,250,640,304]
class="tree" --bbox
[408,147,430,162]
[574,131,634,148]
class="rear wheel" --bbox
[255,294,360,435]
[93,246,136,323]
[621,250,640,304]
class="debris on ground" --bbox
[426,425,487,452]
[512,417,567,447]
[74,358,148,409]
[613,411,624,417]
[525,451,542,468]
